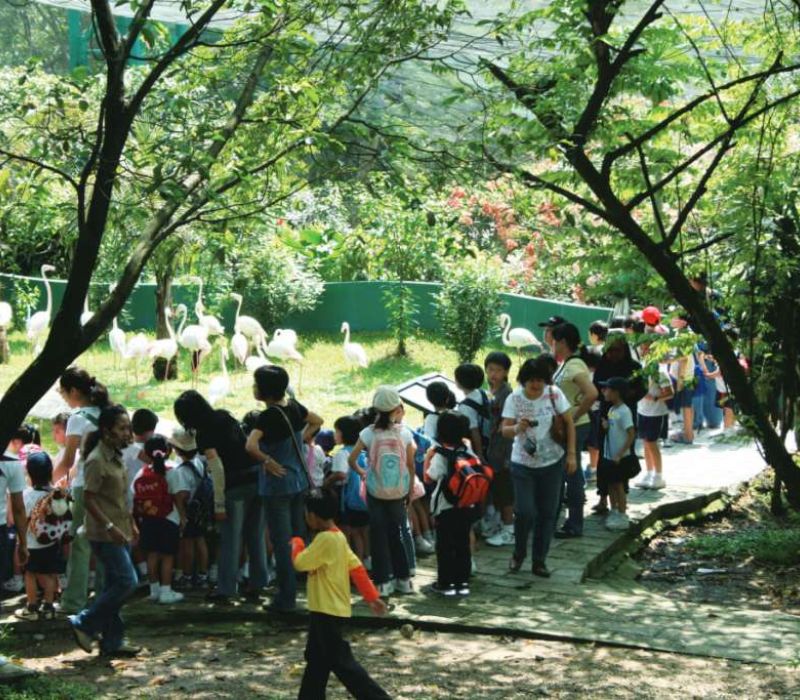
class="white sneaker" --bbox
[378,580,395,597]
[635,472,654,489]
[606,512,631,532]
[158,588,185,604]
[650,474,666,490]
[2,575,23,593]
[486,526,515,547]
[395,578,414,595]
[148,583,161,602]
[414,535,435,555]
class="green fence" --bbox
[0,275,612,337]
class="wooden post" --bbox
[0,326,9,364]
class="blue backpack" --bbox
[342,449,368,512]
[412,429,432,482]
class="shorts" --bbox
[716,391,737,413]
[182,520,206,539]
[638,415,667,442]
[491,463,514,511]
[674,387,695,410]
[340,509,369,528]
[139,517,180,556]
[586,410,602,449]
[26,544,65,575]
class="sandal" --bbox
[508,555,523,573]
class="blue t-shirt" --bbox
[604,403,634,460]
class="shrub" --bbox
[435,257,504,363]
[384,282,418,357]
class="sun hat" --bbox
[538,315,566,328]
[598,376,629,392]
[641,306,661,326]
[169,426,197,452]
[373,386,402,413]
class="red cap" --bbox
[642,306,661,326]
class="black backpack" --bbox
[183,460,214,533]
[460,390,491,441]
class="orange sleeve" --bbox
[290,536,305,562]
[349,565,379,603]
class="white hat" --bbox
[169,426,197,452]
[372,386,402,413]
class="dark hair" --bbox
[174,390,215,432]
[315,430,335,454]
[60,366,110,408]
[609,316,626,330]
[425,381,456,411]
[51,412,70,427]
[374,411,395,431]
[26,452,53,487]
[83,404,129,455]
[131,408,159,436]
[334,416,361,446]
[353,406,376,429]
[583,345,602,370]
[241,410,261,434]
[517,355,555,385]
[13,424,40,445]
[551,323,581,352]
[589,320,608,342]
[254,365,289,401]
[484,351,512,372]
[436,410,468,446]
[144,435,170,476]
[305,488,339,520]
[454,363,484,391]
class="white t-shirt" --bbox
[458,389,490,438]
[172,458,204,497]
[0,454,26,523]
[132,463,181,525]
[331,449,350,475]
[122,442,146,490]
[306,444,326,489]
[427,446,479,516]
[66,407,101,489]
[23,487,54,550]
[637,368,672,418]
[423,412,441,443]
[604,403,635,460]
[501,386,571,468]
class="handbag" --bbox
[548,387,567,446]
[273,404,311,493]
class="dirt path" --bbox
[8,625,800,699]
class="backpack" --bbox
[461,390,491,441]
[366,426,410,500]
[183,460,214,532]
[342,449,368,512]
[435,446,493,509]
[133,466,174,519]
[29,488,73,546]
[75,407,100,428]
[412,429,432,481]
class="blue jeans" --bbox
[511,460,564,566]
[217,483,268,597]
[560,424,590,535]
[367,496,410,585]
[71,542,137,654]
[265,491,306,610]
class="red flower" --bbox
[505,238,518,251]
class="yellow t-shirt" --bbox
[554,357,591,427]
[293,529,363,618]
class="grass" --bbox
[0,329,506,447]
[0,676,97,700]
[686,527,800,565]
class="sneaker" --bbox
[14,604,40,620]
[584,469,597,484]
[635,472,654,489]
[395,578,414,595]
[39,602,56,620]
[650,474,666,490]
[661,438,673,449]
[101,642,141,658]
[486,526,515,547]
[148,583,161,602]
[414,535,435,555]
[3,575,23,593]
[174,575,193,590]
[68,617,95,654]
[378,580,395,597]
[158,589,185,605]
[456,583,470,596]
[606,512,631,532]
[480,520,502,539]
[423,531,436,546]
[426,581,456,597]
[194,573,209,589]
[669,432,693,445]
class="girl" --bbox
[348,386,416,597]
[133,436,184,605]
[501,356,576,578]
[54,367,111,615]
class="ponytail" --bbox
[144,435,170,476]
[60,366,111,407]
[374,411,394,430]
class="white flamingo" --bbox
[149,306,179,379]
[80,295,94,326]
[229,294,249,368]
[107,283,126,368]
[0,301,13,329]
[177,303,211,386]
[123,333,152,385]
[341,321,368,369]
[499,312,542,361]
[208,346,231,406]
[26,264,56,354]
[267,329,304,392]
[245,337,269,373]
[193,277,225,337]
[231,292,266,340]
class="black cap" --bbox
[538,315,566,328]
[598,376,629,392]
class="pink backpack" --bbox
[366,426,410,500]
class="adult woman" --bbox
[174,390,267,603]
[55,367,111,614]
[245,365,322,612]
[501,356,576,578]
[69,405,139,658]
[552,323,598,538]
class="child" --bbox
[291,489,389,699]
[599,378,637,531]
[425,411,474,597]
[169,427,211,590]
[326,416,370,564]
[132,436,184,604]
[635,365,673,490]
[304,425,327,489]
[15,453,65,620]
[484,352,515,547]
[423,381,456,442]
[51,413,73,487]
[348,386,415,597]
[455,364,490,459]
[122,409,158,488]
[668,314,696,445]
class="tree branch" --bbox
[674,231,736,258]
[122,0,157,61]
[0,148,79,191]
[632,140,667,242]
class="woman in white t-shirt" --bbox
[501,357,576,578]
[54,367,111,614]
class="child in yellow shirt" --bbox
[291,489,389,699]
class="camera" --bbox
[523,437,538,456]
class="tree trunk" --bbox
[155,268,173,340]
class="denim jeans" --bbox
[401,513,416,573]
[560,424,590,535]
[217,483,269,597]
[265,491,307,610]
[367,496,410,585]
[71,542,137,654]
[511,459,564,566]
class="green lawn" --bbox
[1,330,507,445]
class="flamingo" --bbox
[245,337,269,373]
[341,321,368,369]
[267,329,304,392]
[123,333,152,385]
[177,303,211,386]
[229,294,249,367]
[149,306,179,379]
[208,346,231,406]
[0,301,13,329]
[193,277,225,337]
[499,312,542,361]
[80,295,94,326]
[230,292,266,340]
[26,264,56,354]
[107,283,126,368]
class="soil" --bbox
[636,475,800,613]
[9,625,800,699]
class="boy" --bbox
[599,377,636,531]
[483,352,515,547]
[635,364,673,490]
[291,490,389,700]
[455,364,490,459]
